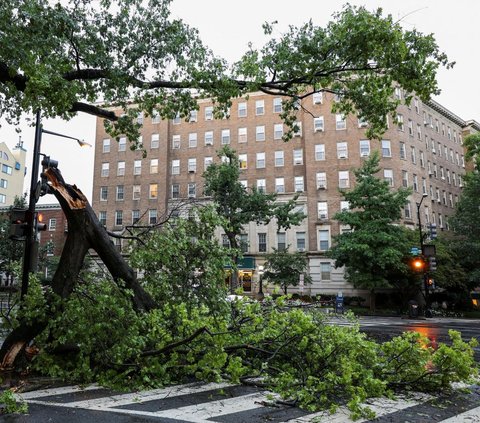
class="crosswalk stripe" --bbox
[438,405,480,422]
[42,381,234,409]
[18,384,102,399]
[284,392,433,423]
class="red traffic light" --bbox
[411,257,426,272]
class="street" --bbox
[2,316,479,422]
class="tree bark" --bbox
[0,167,156,369]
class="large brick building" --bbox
[92,91,477,296]
[0,138,27,207]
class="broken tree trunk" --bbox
[0,167,156,369]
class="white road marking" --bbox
[439,406,480,422]
[19,384,102,399]
[285,392,433,422]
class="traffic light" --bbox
[429,223,437,240]
[428,256,437,272]
[34,212,48,235]
[411,257,426,272]
[9,208,28,241]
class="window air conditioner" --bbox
[319,213,327,220]
[338,153,347,159]
[317,184,326,190]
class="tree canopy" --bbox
[327,152,412,307]
[0,1,451,143]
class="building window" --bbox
[315,144,325,160]
[339,170,350,188]
[296,232,306,251]
[293,149,303,165]
[204,156,213,170]
[172,135,181,149]
[240,234,249,253]
[117,161,125,176]
[149,183,158,199]
[256,179,266,193]
[100,186,108,201]
[238,127,247,143]
[188,158,197,173]
[414,98,419,114]
[318,229,330,251]
[48,218,57,231]
[277,232,286,251]
[221,129,231,144]
[273,97,282,113]
[408,119,414,136]
[274,151,284,167]
[133,184,141,200]
[150,133,159,149]
[205,106,213,121]
[411,146,416,164]
[151,110,160,124]
[359,140,370,157]
[256,152,265,169]
[238,154,248,169]
[101,162,109,177]
[102,139,110,153]
[335,114,346,130]
[404,202,411,219]
[256,125,265,142]
[0,178,7,188]
[314,116,324,132]
[171,184,179,199]
[381,140,391,157]
[395,142,405,160]
[293,121,302,137]
[294,176,304,192]
[189,110,198,122]
[314,173,327,191]
[422,178,427,194]
[274,123,283,140]
[118,137,126,152]
[189,132,197,148]
[238,102,247,117]
[258,233,267,252]
[313,92,323,104]
[317,201,328,220]
[413,175,418,192]
[340,201,349,211]
[204,131,213,146]
[132,159,141,175]
[275,177,285,193]
[2,164,13,175]
[255,100,265,115]
[402,171,408,188]
[188,183,196,198]
[337,142,348,159]
[384,169,394,186]
[172,159,180,175]
[396,114,404,131]
[146,159,157,174]
[320,262,331,280]
[115,210,123,226]
[132,210,140,224]
[149,209,157,225]
[116,185,124,201]
[136,112,144,124]
[99,211,107,226]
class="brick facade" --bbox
[92,91,472,296]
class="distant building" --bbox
[0,138,27,206]
[91,90,478,297]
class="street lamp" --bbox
[415,193,429,314]
[20,110,91,299]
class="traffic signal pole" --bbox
[416,194,430,314]
[21,110,43,300]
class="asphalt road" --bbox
[351,315,480,361]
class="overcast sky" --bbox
[1,0,479,203]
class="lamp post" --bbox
[20,110,91,299]
[415,193,429,314]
